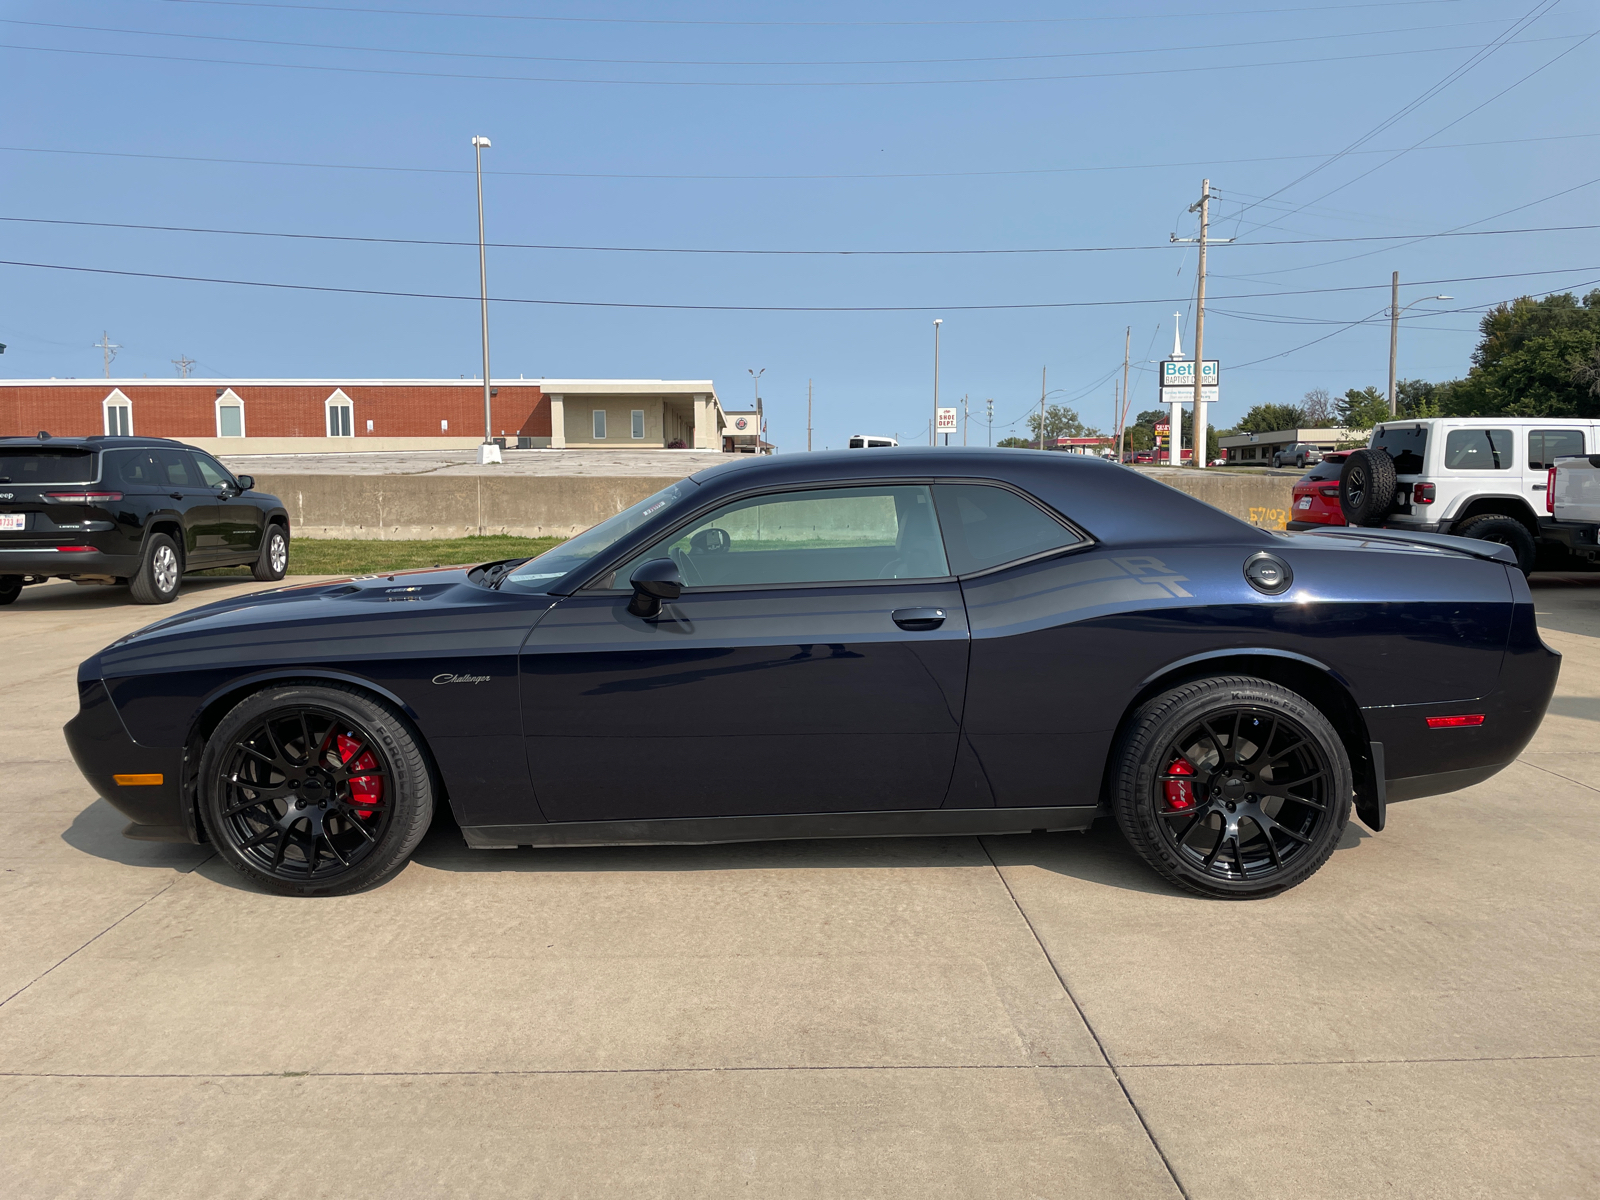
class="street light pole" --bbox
[1387,280,1454,415]
[471,135,499,465]
[747,368,764,454]
[932,319,942,447]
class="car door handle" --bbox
[891,607,947,631]
[170,492,184,500]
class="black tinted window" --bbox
[932,484,1081,575]
[1372,426,1427,474]
[1444,429,1512,470]
[189,453,234,488]
[110,448,197,488]
[0,448,96,484]
[1528,429,1584,470]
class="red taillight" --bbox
[1426,714,1485,729]
[45,491,122,504]
[1161,756,1196,811]
[1413,482,1435,505]
[56,546,95,552]
[1317,484,1340,498]
[1547,467,1557,514]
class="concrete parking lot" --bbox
[3,575,1597,1198]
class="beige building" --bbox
[543,380,726,450]
[1220,427,1354,463]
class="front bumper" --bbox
[0,546,140,578]
[64,680,192,842]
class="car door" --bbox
[111,446,218,564]
[1526,427,1587,512]
[189,451,263,560]
[519,483,969,823]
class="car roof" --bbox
[0,435,191,450]
[688,447,1264,546]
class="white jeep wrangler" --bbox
[1337,417,1600,574]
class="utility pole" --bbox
[807,378,813,452]
[1172,180,1233,468]
[1039,367,1047,451]
[1116,325,1131,462]
[1388,271,1400,417]
[748,368,764,454]
[962,393,969,446]
[171,354,195,378]
[471,135,499,465]
[931,319,942,446]
[95,331,121,378]
[985,398,994,447]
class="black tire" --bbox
[252,523,289,582]
[0,575,21,606]
[199,683,434,897]
[1296,455,1306,469]
[128,532,183,604]
[1111,676,1352,899]
[1338,448,1397,526]
[1453,513,1537,576]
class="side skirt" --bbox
[461,806,1100,849]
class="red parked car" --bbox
[1287,451,1350,530]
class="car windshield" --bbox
[1371,425,1427,475]
[0,447,97,485]
[501,479,696,590]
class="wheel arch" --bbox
[1449,496,1540,537]
[181,670,445,843]
[1102,649,1381,830]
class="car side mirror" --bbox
[235,474,254,491]
[627,557,682,619]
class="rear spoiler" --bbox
[1297,526,1517,566]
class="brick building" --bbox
[0,379,728,453]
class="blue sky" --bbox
[1,0,1594,448]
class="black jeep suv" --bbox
[0,434,290,605]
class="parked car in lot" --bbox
[1338,417,1600,574]
[1132,450,1155,463]
[1287,451,1350,530]
[1271,443,1324,470]
[1541,453,1600,563]
[0,434,289,605]
[67,449,1557,902]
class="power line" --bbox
[0,14,1514,70]
[0,30,1582,88]
[4,213,1592,257]
[140,0,1485,29]
[4,131,1591,183]
[2,257,1594,313]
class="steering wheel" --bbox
[671,545,704,587]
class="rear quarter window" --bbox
[931,484,1085,575]
[0,447,97,485]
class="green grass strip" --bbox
[196,535,564,577]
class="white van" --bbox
[847,435,899,449]
[1349,417,1600,571]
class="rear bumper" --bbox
[1537,518,1600,557]
[64,680,193,842]
[0,546,139,577]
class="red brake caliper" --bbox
[336,733,383,818]
[1162,756,1196,811]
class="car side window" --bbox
[189,452,234,489]
[1444,429,1513,470]
[614,485,948,588]
[931,484,1085,575]
[1528,430,1584,470]
[111,448,196,489]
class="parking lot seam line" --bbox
[979,838,1192,1200]
[1118,1052,1600,1068]
[0,877,181,1010]
[0,1065,1112,1079]
[1517,757,1600,794]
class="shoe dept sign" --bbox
[1160,360,1219,405]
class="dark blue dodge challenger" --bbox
[66,449,1559,899]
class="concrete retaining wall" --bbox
[254,466,1300,540]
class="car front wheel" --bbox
[1111,676,1351,899]
[253,524,289,581]
[199,684,435,896]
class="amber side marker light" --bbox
[1426,715,1484,729]
[113,773,164,786]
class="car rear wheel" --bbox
[252,524,289,582]
[128,533,183,604]
[1111,676,1352,899]
[1453,513,1536,576]
[200,684,434,896]
[0,575,21,606]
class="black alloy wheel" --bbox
[1338,448,1397,527]
[1112,676,1351,898]
[200,684,433,896]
